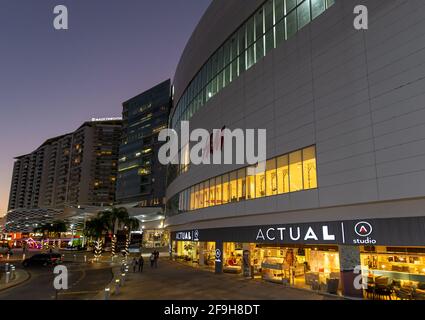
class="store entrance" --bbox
[251,244,341,294]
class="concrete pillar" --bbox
[339,245,363,298]
[215,241,223,274]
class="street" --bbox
[0,254,112,300]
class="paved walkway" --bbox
[0,268,30,292]
[109,259,341,300]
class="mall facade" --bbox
[165,0,425,299]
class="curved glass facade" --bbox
[167,146,317,216]
[171,0,335,133]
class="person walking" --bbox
[132,257,138,273]
[150,252,155,268]
[138,255,144,272]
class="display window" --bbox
[361,246,425,300]
[223,242,243,273]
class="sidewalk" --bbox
[106,258,342,300]
[0,268,30,292]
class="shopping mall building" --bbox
[165,0,425,299]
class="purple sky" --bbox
[0,0,211,217]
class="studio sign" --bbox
[256,225,336,243]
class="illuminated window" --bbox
[194,184,199,210]
[277,155,289,194]
[222,174,230,204]
[255,164,266,198]
[190,186,195,211]
[215,176,222,205]
[203,180,210,208]
[237,168,246,201]
[230,171,238,202]
[199,182,204,208]
[209,178,216,207]
[246,173,255,200]
[142,148,152,154]
[289,150,303,192]
[138,168,151,176]
[303,146,317,189]
[266,159,277,196]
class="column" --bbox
[215,241,223,274]
[339,245,363,298]
[242,243,251,278]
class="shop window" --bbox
[297,0,311,30]
[237,168,246,201]
[203,180,210,207]
[255,164,266,198]
[311,0,326,19]
[209,178,216,206]
[222,173,230,204]
[247,173,256,200]
[289,150,303,192]
[277,155,289,194]
[266,159,277,196]
[216,176,222,205]
[303,146,317,189]
[230,171,238,202]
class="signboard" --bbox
[171,216,425,246]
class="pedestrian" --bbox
[150,252,155,268]
[138,255,144,272]
[154,250,159,268]
[132,257,138,273]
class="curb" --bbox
[0,269,31,293]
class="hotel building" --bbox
[166,0,425,299]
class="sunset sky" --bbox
[0,0,211,217]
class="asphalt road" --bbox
[0,262,112,300]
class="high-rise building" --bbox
[116,80,171,207]
[6,119,122,231]
[166,0,425,299]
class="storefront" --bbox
[171,240,216,270]
[170,216,425,299]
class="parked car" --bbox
[22,253,62,267]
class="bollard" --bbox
[5,272,10,284]
[84,255,87,263]
[6,254,9,260]
[115,279,120,295]
[22,254,26,261]
[121,273,126,284]
[5,263,9,272]
[11,266,16,280]
[104,287,110,300]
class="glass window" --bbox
[237,168,246,201]
[266,159,277,196]
[256,36,265,62]
[199,182,204,208]
[247,45,255,69]
[275,0,285,22]
[285,0,297,14]
[215,176,222,205]
[209,178,216,207]
[246,172,256,200]
[230,171,238,202]
[194,184,199,209]
[203,180,210,207]
[255,164,266,198]
[303,146,317,189]
[255,8,264,40]
[289,150,303,192]
[265,28,274,54]
[277,155,289,194]
[190,186,195,210]
[311,0,325,19]
[185,189,189,211]
[286,9,297,39]
[297,0,311,29]
[265,0,274,31]
[326,0,335,8]
[246,16,255,47]
[222,173,230,204]
[275,19,286,47]
[178,192,183,212]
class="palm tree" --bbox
[98,207,128,256]
[123,217,140,256]
[83,217,108,260]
